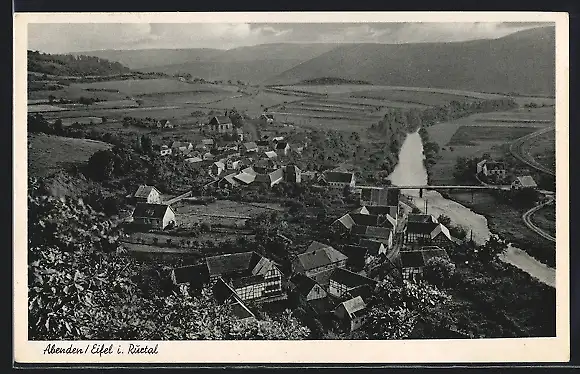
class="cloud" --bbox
[27,22,551,53]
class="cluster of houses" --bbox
[476,159,538,190]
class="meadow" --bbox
[28,133,112,178]
[72,79,239,96]
[448,126,538,146]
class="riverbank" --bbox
[440,190,555,268]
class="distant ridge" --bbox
[265,26,556,96]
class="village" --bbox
[122,111,546,334]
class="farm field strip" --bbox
[283,104,380,116]
[509,126,556,176]
[72,79,239,96]
[448,125,538,146]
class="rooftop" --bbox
[323,171,355,184]
[132,203,172,219]
[134,185,159,199]
[330,268,376,289]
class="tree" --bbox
[53,119,64,134]
[86,149,115,181]
[437,214,451,227]
[141,135,153,155]
[423,257,456,287]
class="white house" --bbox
[132,203,176,230]
[511,175,538,190]
[320,171,356,191]
[133,185,162,204]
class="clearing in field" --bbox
[448,125,538,146]
[28,133,112,178]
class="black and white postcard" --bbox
[13,11,570,364]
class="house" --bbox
[210,161,225,177]
[259,113,275,125]
[407,214,438,224]
[352,225,394,249]
[275,141,291,157]
[133,185,162,204]
[159,119,173,128]
[171,263,210,290]
[305,240,333,253]
[290,273,328,302]
[328,268,376,299]
[212,279,257,322]
[202,138,215,148]
[226,158,242,170]
[242,141,258,154]
[254,168,284,188]
[511,175,538,190]
[320,171,356,191]
[429,224,455,248]
[203,152,215,161]
[132,203,176,230]
[263,150,278,160]
[272,136,284,143]
[171,141,194,154]
[476,159,487,175]
[293,243,348,277]
[356,206,399,225]
[284,165,302,183]
[235,128,244,142]
[404,221,454,248]
[301,171,317,181]
[331,212,395,233]
[340,245,369,271]
[159,145,172,156]
[334,296,368,332]
[208,116,233,134]
[359,187,400,207]
[218,173,240,190]
[478,160,507,178]
[185,156,203,165]
[256,140,270,152]
[400,247,450,282]
[359,238,388,256]
[233,171,256,185]
[205,251,285,303]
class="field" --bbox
[72,79,238,96]
[525,129,556,173]
[445,191,555,267]
[425,107,555,185]
[60,116,104,126]
[28,134,112,177]
[530,204,556,238]
[27,104,67,113]
[448,126,538,146]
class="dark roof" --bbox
[172,263,209,286]
[407,214,437,223]
[285,165,301,174]
[275,141,288,149]
[360,187,399,206]
[346,284,374,303]
[352,225,392,239]
[486,161,505,169]
[213,278,237,304]
[256,140,270,146]
[309,268,336,287]
[230,300,255,320]
[290,273,319,295]
[330,268,376,289]
[132,203,172,219]
[341,244,368,258]
[350,213,380,227]
[205,251,260,278]
[306,241,332,253]
[359,239,386,256]
[364,205,397,217]
[134,185,158,198]
[295,246,348,273]
[323,171,354,183]
[406,221,439,234]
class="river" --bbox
[388,131,555,288]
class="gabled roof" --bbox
[241,166,257,176]
[243,142,258,150]
[134,185,159,198]
[352,225,392,239]
[331,214,356,230]
[205,251,277,279]
[341,244,368,259]
[172,263,209,286]
[309,268,336,287]
[359,239,386,256]
[275,141,289,150]
[212,115,232,124]
[339,296,366,318]
[407,214,437,223]
[350,213,381,227]
[295,245,347,273]
[430,223,452,241]
[330,268,376,289]
[234,172,256,185]
[221,174,239,187]
[230,299,255,320]
[406,221,439,234]
[290,273,320,295]
[485,161,505,170]
[306,241,332,253]
[264,151,278,159]
[185,156,204,163]
[213,161,225,168]
[360,187,399,206]
[323,171,354,183]
[285,165,301,174]
[515,175,537,188]
[132,203,173,219]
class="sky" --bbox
[28,22,551,53]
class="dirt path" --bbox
[523,198,556,242]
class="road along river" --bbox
[388,130,555,288]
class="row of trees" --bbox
[28,50,131,77]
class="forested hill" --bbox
[28,50,132,76]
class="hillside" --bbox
[266,26,556,96]
[71,48,225,69]
[28,50,132,76]
[92,43,338,84]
